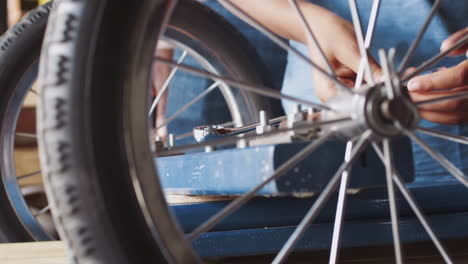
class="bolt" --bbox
[168,134,175,148]
[294,104,302,113]
[256,110,272,134]
[306,108,319,122]
[259,110,268,126]
[154,135,164,150]
[205,146,214,152]
[288,104,304,128]
[237,138,248,148]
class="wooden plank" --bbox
[166,194,235,204]
[15,146,42,187]
[0,241,67,264]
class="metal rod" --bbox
[402,35,468,82]
[288,0,336,76]
[154,57,334,111]
[15,132,37,139]
[245,108,311,130]
[149,50,188,117]
[417,126,468,145]
[383,139,403,264]
[348,0,375,85]
[393,174,453,263]
[354,0,381,89]
[33,205,51,217]
[406,130,468,187]
[175,131,194,141]
[30,89,39,96]
[272,130,372,264]
[364,0,381,49]
[17,170,41,180]
[372,144,453,264]
[379,49,395,99]
[329,141,354,264]
[416,90,468,107]
[218,0,351,94]
[156,117,353,156]
[397,0,441,75]
[388,48,403,97]
[187,131,334,241]
[156,81,220,130]
[193,108,312,141]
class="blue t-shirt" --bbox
[281,0,468,179]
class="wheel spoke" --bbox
[348,0,375,86]
[382,139,404,264]
[149,50,188,117]
[329,140,354,264]
[394,174,453,263]
[154,57,334,111]
[406,130,468,187]
[156,81,221,130]
[30,89,39,96]
[272,130,372,264]
[186,131,334,241]
[174,131,194,141]
[402,34,468,82]
[417,126,468,145]
[379,49,396,99]
[33,204,51,217]
[354,0,381,89]
[287,0,336,76]
[155,117,353,156]
[397,0,441,75]
[17,170,41,180]
[15,132,37,139]
[416,90,468,107]
[372,144,453,264]
[218,0,351,94]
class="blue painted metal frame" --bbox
[171,181,468,258]
[192,211,468,258]
[157,138,468,257]
[158,137,414,195]
[171,183,468,234]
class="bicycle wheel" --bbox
[0,2,56,242]
[39,0,468,263]
[0,0,268,244]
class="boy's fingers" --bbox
[312,69,337,102]
[402,67,418,79]
[441,27,468,56]
[409,85,468,112]
[339,45,382,84]
[407,60,468,92]
[419,110,468,125]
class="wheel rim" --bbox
[1,59,56,240]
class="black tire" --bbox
[0,2,53,242]
[39,0,269,263]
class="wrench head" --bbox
[193,125,230,143]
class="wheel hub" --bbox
[365,85,419,137]
[323,84,420,139]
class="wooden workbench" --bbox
[0,241,67,264]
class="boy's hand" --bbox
[408,28,468,125]
[304,7,382,102]
[228,0,383,102]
